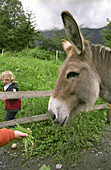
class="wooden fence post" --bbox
[56,50,58,60]
[2,49,4,56]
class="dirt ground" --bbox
[0,124,111,170]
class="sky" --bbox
[20,0,111,31]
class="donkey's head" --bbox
[48,11,100,126]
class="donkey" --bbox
[48,11,111,126]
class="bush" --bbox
[3,48,66,61]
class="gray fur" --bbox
[48,11,111,125]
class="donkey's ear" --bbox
[61,11,84,55]
[61,39,73,54]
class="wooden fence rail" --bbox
[0,114,49,128]
[0,90,52,99]
[0,103,107,128]
[0,90,52,128]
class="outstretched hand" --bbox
[14,128,32,140]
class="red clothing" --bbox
[0,128,15,147]
[5,98,21,111]
[4,83,21,112]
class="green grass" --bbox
[0,49,108,166]
[0,51,62,120]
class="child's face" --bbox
[1,79,7,85]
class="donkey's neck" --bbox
[91,43,111,103]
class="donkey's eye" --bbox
[67,72,80,79]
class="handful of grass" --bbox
[15,123,35,154]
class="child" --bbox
[0,128,32,147]
[0,71,21,123]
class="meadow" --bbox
[0,48,108,166]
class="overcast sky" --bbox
[20,0,111,31]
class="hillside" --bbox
[82,27,105,44]
[42,27,106,45]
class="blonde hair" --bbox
[0,71,15,83]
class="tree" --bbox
[101,18,111,48]
[38,28,67,52]
[0,0,40,51]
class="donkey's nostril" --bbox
[48,110,56,120]
[53,114,56,120]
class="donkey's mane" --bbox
[91,43,111,68]
[91,43,111,52]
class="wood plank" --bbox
[88,103,107,111]
[0,90,52,99]
[0,114,49,128]
[0,104,107,128]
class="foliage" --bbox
[81,28,93,42]
[101,18,111,48]
[28,108,107,165]
[37,28,67,52]
[14,123,35,154]
[3,47,66,61]
[0,0,40,51]
[0,51,108,166]
[17,48,53,60]
[39,164,50,170]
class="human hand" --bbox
[14,128,32,140]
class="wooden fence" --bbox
[0,90,52,100]
[0,90,107,128]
